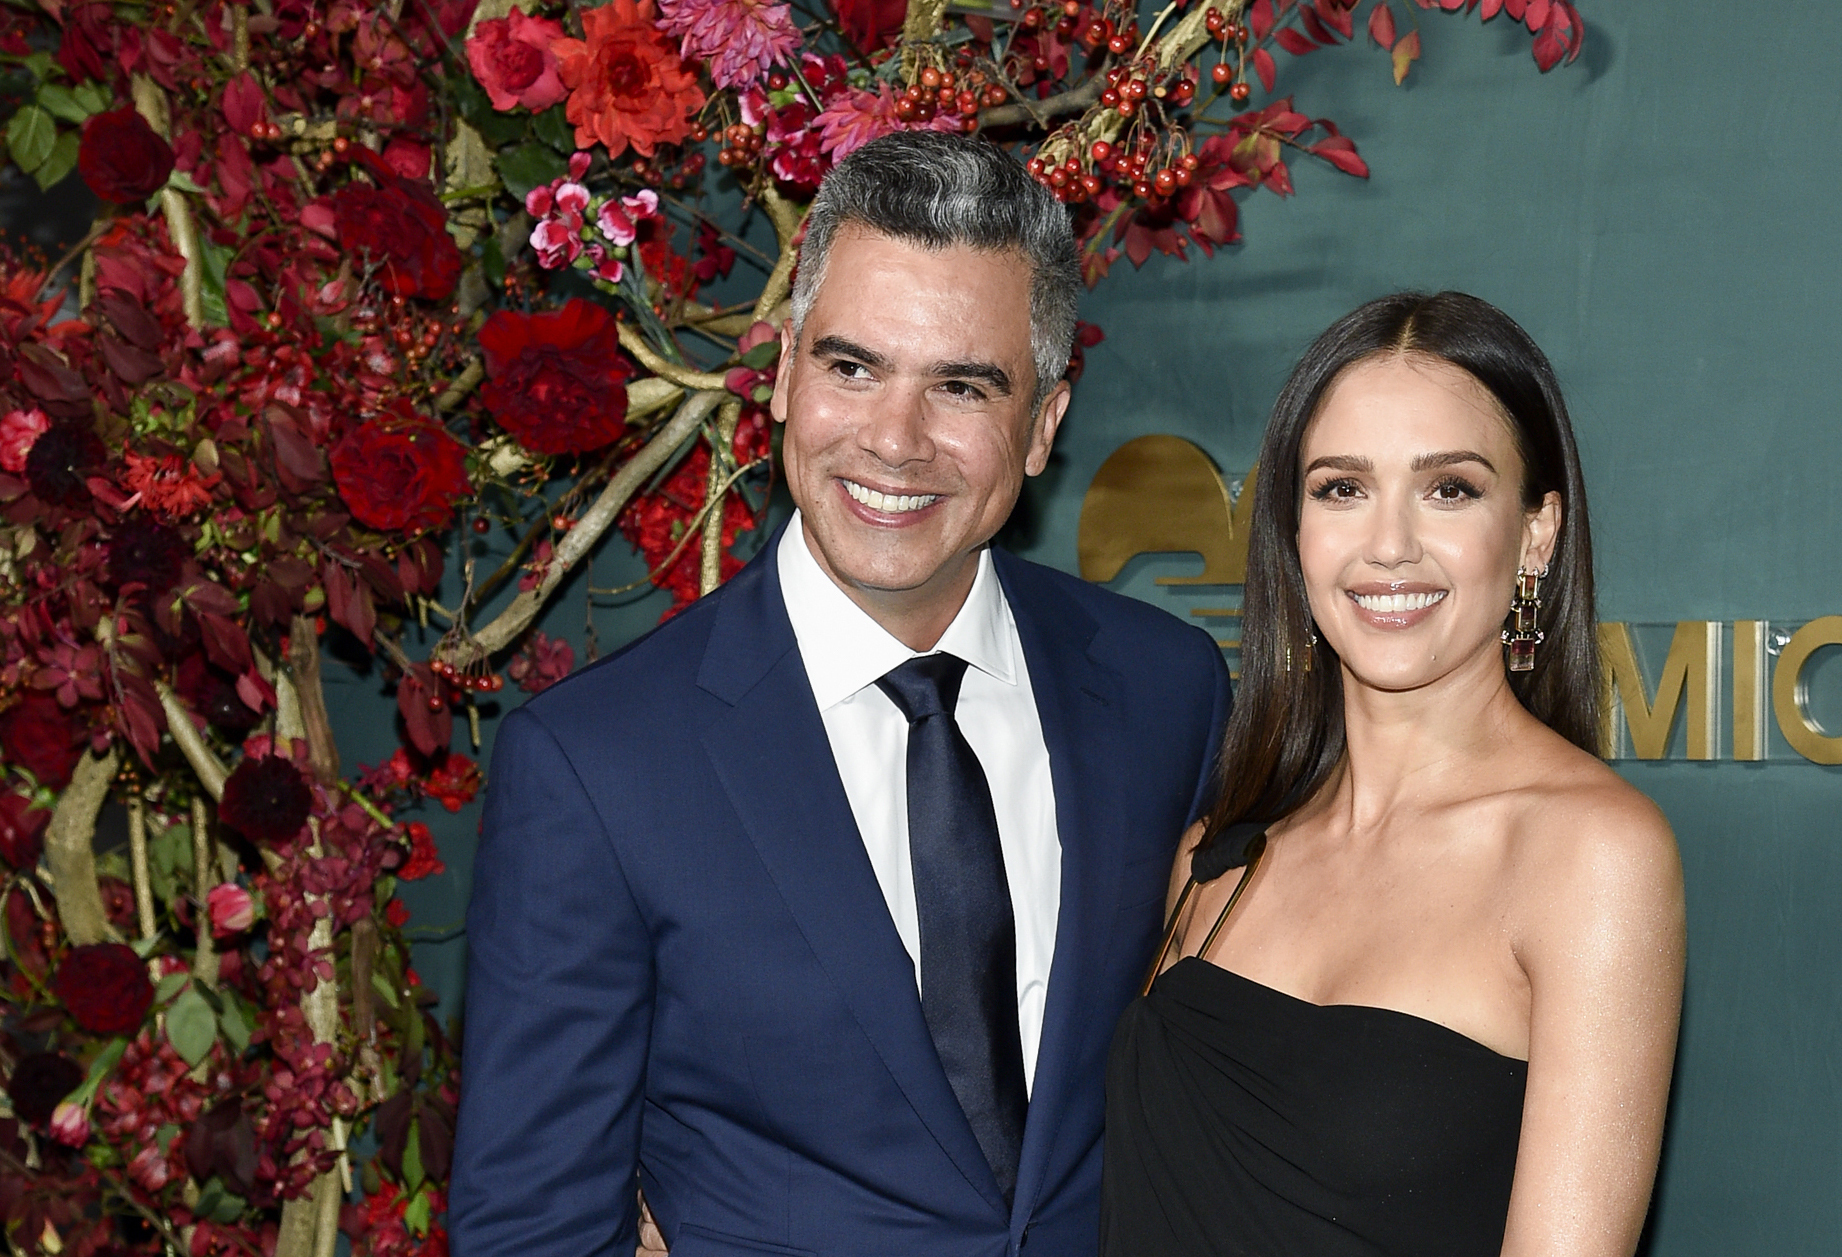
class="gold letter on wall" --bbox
[1771,615,1842,765]
[1077,435,1250,585]
[1733,620,1768,761]
[1598,621,1720,760]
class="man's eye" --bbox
[831,360,871,380]
[938,380,986,400]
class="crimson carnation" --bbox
[219,754,313,845]
[52,943,155,1035]
[0,692,84,790]
[477,299,631,455]
[7,1052,84,1126]
[23,420,105,507]
[332,154,464,301]
[107,515,189,594]
[330,408,471,535]
[77,107,175,203]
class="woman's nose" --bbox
[1365,494,1422,567]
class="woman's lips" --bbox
[1344,587,1447,629]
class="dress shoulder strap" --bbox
[1139,824,1269,997]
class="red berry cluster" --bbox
[430,657,504,698]
[894,65,987,132]
[1204,7,1253,102]
[1028,133,1200,206]
[716,122,765,168]
[1022,0,1140,55]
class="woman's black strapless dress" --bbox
[1101,957,1527,1257]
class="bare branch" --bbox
[978,76,1105,130]
[44,748,123,946]
[616,322,730,390]
[156,682,229,800]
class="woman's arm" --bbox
[1501,786,1686,1257]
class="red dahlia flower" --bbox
[477,299,632,455]
[332,154,464,302]
[77,107,175,204]
[552,0,704,158]
[218,754,313,845]
[52,943,155,1035]
[329,406,471,535]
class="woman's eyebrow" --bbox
[1303,454,1372,475]
[1410,450,1497,474]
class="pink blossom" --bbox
[48,1101,90,1147]
[657,0,802,90]
[207,883,256,937]
[465,10,568,112]
[0,407,48,473]
[508,630,576,694]
[531,216,583,268]
[815,83,961,162]
[597,190,659,246]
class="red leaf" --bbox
[265,408,327,494]
[1504,0,1527,16]
[1523,0,1550,29]
[1368,2,1396,48]
[221,72,266,136]
[1264,158,1294,196]
[1298,6,1337,44]
[1274,27,1318,54]
[235,668,276,714]
[1392,28,1421,82]
[197,611,254,674]
[323,562,377,645]
[1312,0,1355,38]
[1311,135,1370,177]
[1253,47,1278,91]
[114,671,166,768]
[1250,0,1276,39]
[397,665,452,757]
[1479,0,1503,16]
[181,580,241,618]
[1531,19,1566,70]
[1438,0,1465,9]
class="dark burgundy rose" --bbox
[52,943,155,1035]
[23,421,106,507]
[0,693,84,791]
[477,299,632,455]
[176,653,259,734]
[185,1099,258,1197]
[7,1053,84,1126]
[0,790,49,869]
[329,407,470,535]
[106,516,189,594]
[219,754,313,845]
[77,107,176,204]
[332,152,462,301]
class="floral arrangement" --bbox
[0,0,1580,1251]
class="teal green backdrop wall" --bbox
[329,3,1842,1250]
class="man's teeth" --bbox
[1352,590,1446,613]
[843,481,939,513]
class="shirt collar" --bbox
[778,511,1019,711]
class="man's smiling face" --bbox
[771,224,1069,641]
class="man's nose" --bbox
[858,384,933,467]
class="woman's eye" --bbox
[1429,477,1483,502]
[1309,478,1361,501]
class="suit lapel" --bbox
[696,538,1009,1214]
[992,551,1130,1225]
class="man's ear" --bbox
[1024,379,1072,477]
[769,319,795,425]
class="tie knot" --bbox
[875,653,970,723]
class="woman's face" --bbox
[1295,353,1560,695]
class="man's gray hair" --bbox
[790,131,1082,409]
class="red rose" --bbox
[0,693,84,790]
[77,107,176,204]
[331,406,471,535]
[478,299,631,455]
[332,153,463,301]
[466,10,568,112]
[52,943,155,1035]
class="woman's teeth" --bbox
[1351,590,1447,613]
[843,480,939,513]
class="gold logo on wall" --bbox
[1079,436,1842,765]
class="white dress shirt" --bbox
[778,514,1061,1091]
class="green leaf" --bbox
[34,129,78,190]
[450,74,494,129]
[71,80,110,114]
[402,1184,432,1235]
[154,972,191,1005]
[402,1116,425,1192]
[217,993,252,1054]
[496,142,566,200]
[478,109,526,148]
[197,235,234,328]
[371,971,401,1008]
[481,235,505,289]
[7,104,56,172]
[166,169,208,195]
[36,84,89,124]
[166,986,218,1066]
[22,52,54,85]
[68,1038,128,1108]
[739,340,779,369]
[195,1177,248,1224]
[533,105,574,155]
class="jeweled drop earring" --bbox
[1502,565,1546,672]
[1304,623,1317,673]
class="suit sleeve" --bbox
[450,705,653,1257]
[1184,629,1234,826]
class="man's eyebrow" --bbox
[931,360,1012,396]
[1410,450,1497,474]
[809,335,894,373]
[1303,454,1373,475]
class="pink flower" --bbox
[657,0,802,90]
[48,1101,90,1147]
[0,407,48,473]
[527,173,595,270]
[597,190,658,246]
[466,10,568,112]
[207,883,256,937]
[531,217,583,269]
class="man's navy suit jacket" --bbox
[450,531,1231,1257]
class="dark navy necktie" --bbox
[876,653,1029,1203]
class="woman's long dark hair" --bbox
[1201,291,1599,846]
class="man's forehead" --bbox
[824,222,1033,281]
